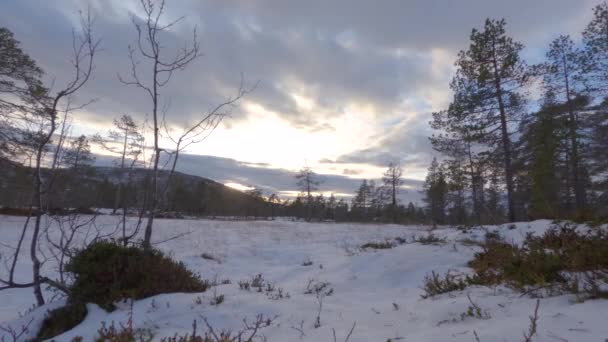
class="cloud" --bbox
[1,0,601,197]
[94,152,424,203]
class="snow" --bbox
[0,215,607,341]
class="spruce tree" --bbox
[543,35,589,212]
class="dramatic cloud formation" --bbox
[0,0,600,200]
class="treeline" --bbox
[0,158,275,218]
[283,164,428,224]
[423,3,608,226]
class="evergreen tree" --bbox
[518,99,563,218]
[62,135,95,169]
[0,27,45,158]
[583,1,608,93]
[326,193,337,220]
[382,162,404,223]
[352,179,372,221]
[587,99,608,209]
[543,35,589,212]
[422,158,448,225]
[447,18,532,222]
[445,160,467,224]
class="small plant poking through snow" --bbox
[77,315,276,342]
[473,299,540,342]
[460,293,491,321]
[360,240,395,250]
[301,259,313,267]
[332,321,356,342]
[304,279,334,297]
[210,294,225,306]
[304,279,334,329]
[421,270,467,299]
[200,253,221,263]
[413,232,446,245]
[92,321,154,342]
[238,274,290,300]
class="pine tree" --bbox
[422,158,448,225]
[382,162,404,223]
[447,18,532,222]
[62,135,95,169]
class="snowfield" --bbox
[1,215,607,341]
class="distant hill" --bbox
[0,158,275,217]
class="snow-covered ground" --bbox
[0,215,607,341]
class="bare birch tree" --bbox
[120,0,253,248]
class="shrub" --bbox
[469,223,608,298]
[37,303,87,341]
[0,207,32,216]
[92,321,154,342]
[413,232,446,245]
[66,241,208,310]
[360,240,395,250]
[420,271,467,298]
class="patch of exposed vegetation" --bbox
[421,270,468,299]
[469,223,608,298]
[360,240,396,250]
[38,241,208,340]
[238,274,290,300]
[413,232,447,245]
[422,223,608,300]
[37,302,87,341]
[67,241,209,311]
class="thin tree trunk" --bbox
[143,59,160,249]
[492,41,516,223]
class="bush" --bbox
[37,302,87,341]
[469,223,608,298]
[360,240,395,250]
[0,207,32,216]
[421,271,467,298]
[66,241,208,311]
[91,321,154,342]
[413,233,446,245]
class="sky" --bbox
[0,0,601,202]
